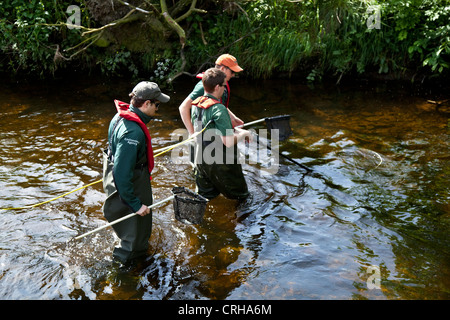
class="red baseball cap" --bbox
[215,54,243,73]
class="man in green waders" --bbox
[102,81,170,263]
[191,68,251,200]
[179,53,244,136]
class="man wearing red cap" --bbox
[178,54,245,136]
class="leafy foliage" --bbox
[206,0,450,81]
[0,0,89,77]
[1,0,449,82]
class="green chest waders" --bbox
[102,119,153,263]
[193,107,249,201]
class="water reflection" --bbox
[0,78,448,300]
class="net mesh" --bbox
[172,187,208,224]
[265,115,293,141]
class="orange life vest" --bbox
[191,96,221,109]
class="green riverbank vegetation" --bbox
[1,0,449,84]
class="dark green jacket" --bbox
[107,105,152,212]
[190,94,249,200]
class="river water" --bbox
[0,76,448,300]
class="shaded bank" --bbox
[1,0,449,83]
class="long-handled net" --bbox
[73,187,208,240]
[265,115,293,141]
[246,115,383,173]
[172,187,208,224]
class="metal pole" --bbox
[236,118,266,128]
[73,195,175,240]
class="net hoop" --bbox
[172,187,208,224]
[265,115,293,141]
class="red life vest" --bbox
[114,100,154,176]
[196,73,230,108]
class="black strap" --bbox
[107,116,124,161]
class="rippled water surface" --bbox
[0,77,448,300]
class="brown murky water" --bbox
[0,77,448,300]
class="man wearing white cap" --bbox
[102,81,170,263]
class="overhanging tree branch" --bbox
[175,0,207,23]
[160,0,185,47]
[160,0,207,48]
[46,0,208,76]
[82,9,141,36]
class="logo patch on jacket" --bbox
[124,137,139,146]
